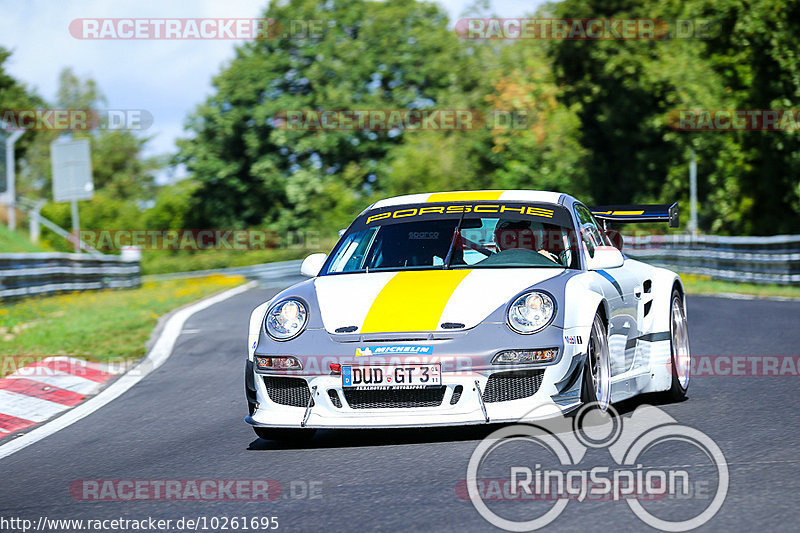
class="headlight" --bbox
[265,299,308,340]
[255,356,303,370]
[506,291,556,334]
[492,348,559,365]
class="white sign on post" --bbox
[51,138,94,202]
[51,138,93,251]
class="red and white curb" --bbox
[0,281,256,460]
[0,357,127,438]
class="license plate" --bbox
[342,364,441,389]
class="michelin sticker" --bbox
[356,345,433,357]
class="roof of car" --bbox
[368,190,564,211]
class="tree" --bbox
[178,0,481,232]
[695,0,800,233]
[482,40,589,198]
[0,47,45,199]
[18,67,158,201]
[549,0,800,234]
[21,68,163,250]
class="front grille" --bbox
[483,370,545,403]
[262,376,313,407]
[343,387,446,409]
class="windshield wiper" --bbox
[443,210,466,269]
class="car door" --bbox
[574,204,641,376]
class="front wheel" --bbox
[581,312,612,410]
[663,289,690,401]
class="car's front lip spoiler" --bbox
[243,405,582,430]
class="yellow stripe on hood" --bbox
[360,270,472,333]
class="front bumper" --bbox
[245,349,586,429]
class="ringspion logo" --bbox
[464,404,728,531]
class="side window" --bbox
[574,204,604,258]
[327,227,378,272]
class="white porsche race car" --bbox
[244,190,690,440]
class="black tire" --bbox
[253,427,317,442]
[580,312,612,410]
[663,289,690,402]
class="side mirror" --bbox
[300,253,328,277]
[585,246,624,270]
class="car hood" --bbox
[313,268,565,334]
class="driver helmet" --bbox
[494,219,540,251]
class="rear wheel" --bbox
[663,289,690,401]
[581,312,612,410]
[253,427,317,442]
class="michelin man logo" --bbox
[355,347,373,358]
[466,403,728,532]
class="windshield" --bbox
[322,202,579,274]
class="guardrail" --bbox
[0,253,141,300]
[141,260,303,282]
[623,234,800,285]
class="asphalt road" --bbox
[1,274,799,532]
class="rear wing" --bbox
[591,202,679,228]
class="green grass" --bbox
[0,224,50,253]
[0,275,246,377]
[679,272,800,299]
